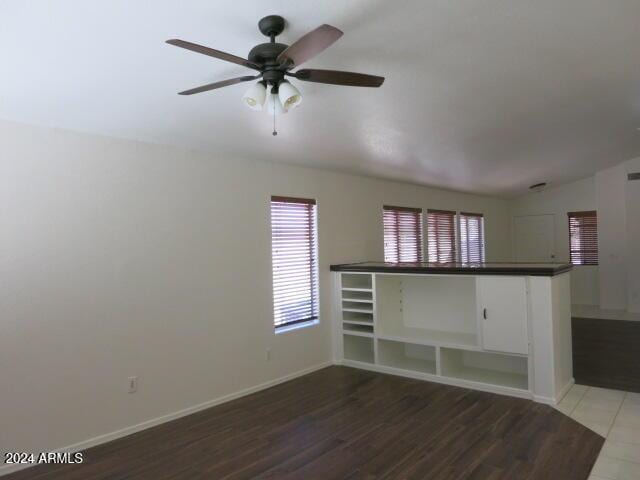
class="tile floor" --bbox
[555,385,640,479]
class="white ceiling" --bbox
[2,0,640,196]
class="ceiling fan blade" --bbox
[166,39,262,71]
[177,75,261,95]
[277,24,343,68]
[292,69,385,87]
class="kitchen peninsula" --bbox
[331,262,574,404]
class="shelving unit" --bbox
[378,339,436,374]
[340,273,376,364]
[336,271,532,398]
[332,262,574,405]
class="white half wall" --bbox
[509,177,599,306]
[0,119,511,460]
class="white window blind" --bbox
[427,209,457,263]
[459,212,485,263]
[270,196,319,329]
[383,205,424,262]
[568,211,598,265]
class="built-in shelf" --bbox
[343,319,373,327]
[377,339,436,374]
[343,307,374,314]
[342,311,373,323]
[342,287,373,293]
[440,348,528,390]
[377,325,478,350]
[336,271,537,400]
[343,323,374,335]
[341,273,373,290]
[343,334,374,363]
[342,297,373,303]
[341,290,373,301]
[342,301,373,312]
[445,365,528,390]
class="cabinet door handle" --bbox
[483,308,487,320]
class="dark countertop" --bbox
[330,261,573,276]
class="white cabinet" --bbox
[477,277,528,355]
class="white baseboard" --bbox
[533,378,575,405]
[0,361,332,477]
[340,360,534,401]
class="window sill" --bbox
[275,320,319,335]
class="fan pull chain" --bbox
[272,99,278,136]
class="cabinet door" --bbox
[477,277,528,355]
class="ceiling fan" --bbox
[166,15,384,123]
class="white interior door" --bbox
[478,277,528,355]
[513,214,555,262]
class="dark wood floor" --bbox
[573,316,640,392]
[6,366,603,480]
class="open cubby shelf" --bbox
[342,298,373,304]
[342,308,374,315]
[343,335,374,363]
[342,311,373,323]
[341,290,373,301]
[376,274,478,346]
[343,323,374,335]
[341,273,373,290]
[342,302,374,313]
[374,340,528,391]
[378,339,436,374]
[342,287,373,292]
[344,320,373,327]
[440,348,528,390]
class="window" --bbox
[459,212,485,263]
[383,205,424,262]
[568,211,598,265]
[427,209,457,263]
[270,196,319,330]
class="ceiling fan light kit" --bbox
[242,81,267,111]
[277,81,302,110]
[167,14,384,133]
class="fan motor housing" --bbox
[248,42,288,66]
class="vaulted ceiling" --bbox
[1,0,640,196]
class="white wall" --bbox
[625,157,640,313]
[0,119,511,460]
[509,157,640,312]
[509,177,599,305]
[595,164,628,310]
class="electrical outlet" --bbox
[266,348,272,361]
[128,376,139,394]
